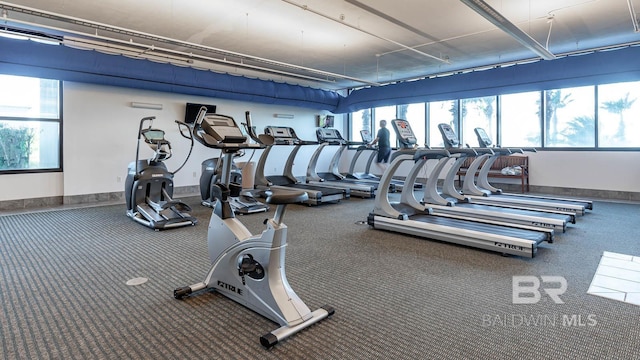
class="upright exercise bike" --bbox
[194,106,269,215]
[200,151,270,214]
[174,112,334,348]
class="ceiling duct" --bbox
[0,1,380,87]
[460,0,556,60]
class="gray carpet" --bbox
[1,196,640,359]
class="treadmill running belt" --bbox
[409,214,546,242]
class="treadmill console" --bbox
[474,128,493,148]
[316,128,345,144]
[264,126,300,145]
[360,130,372,143]
[391,119,417,148]
[438,123,460,148]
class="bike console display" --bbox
[194,114,262,150]
[201,114,246,143]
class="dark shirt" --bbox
[376,127,391,163]
[377,127,390,149]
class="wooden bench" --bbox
[457,155,529,193]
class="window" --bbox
[428,100,457,147]
[398,103,426,147]
[461,96,496,147]
[500,92,542,147]
[597,81,640,147]
[0,74,61,172]
[348,80,640,150]
[544,86,595,147]
[349,108,372,143]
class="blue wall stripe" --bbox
[0,38,342,111]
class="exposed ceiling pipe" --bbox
[280,0,449,64]
[344,0,438,42]
[0,1,381,87]
[61,35,348,84]
[369,41,640,89]
[460,0,556,60]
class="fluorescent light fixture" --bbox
[460,0,556,60]
[273,113,294,119]
[29,37,60,45]
[0,26,62,45]
[131,102,163,110]
[0,30,28,40]
[0,27,62,45]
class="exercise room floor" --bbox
[588,251,640,306]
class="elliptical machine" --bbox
[125,116,197,230]
[174,111,334,348]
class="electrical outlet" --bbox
[116,176,122,183]
[193,171,197,178]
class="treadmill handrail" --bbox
[413,149,451,160]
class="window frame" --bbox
[0,75,63,174]
[347,80,640,152]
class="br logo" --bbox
[512,276,567,304]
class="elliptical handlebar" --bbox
[133,115,195,177]
[244,111,261,143]
[134,116,156,176]
[171,120,194,175]
[245,111,275,146]
[138,116,155,138]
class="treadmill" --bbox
[306,128,378,198]
[367,147,550,258]
[390,120,572,233]
[439,124,587,216]
[346,130,380,182]
[248,120,348,206]
[471,127,593,212]
[346,129,422,192]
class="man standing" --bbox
[369,119,391,174]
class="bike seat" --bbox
[265,190,309,205]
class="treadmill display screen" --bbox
[392,119,416,145]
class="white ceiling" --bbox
[2,0,640,90]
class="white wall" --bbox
[0,172,64,200]
[0,82,338,201]
[340,148,640,193]
[528,151,640,192]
